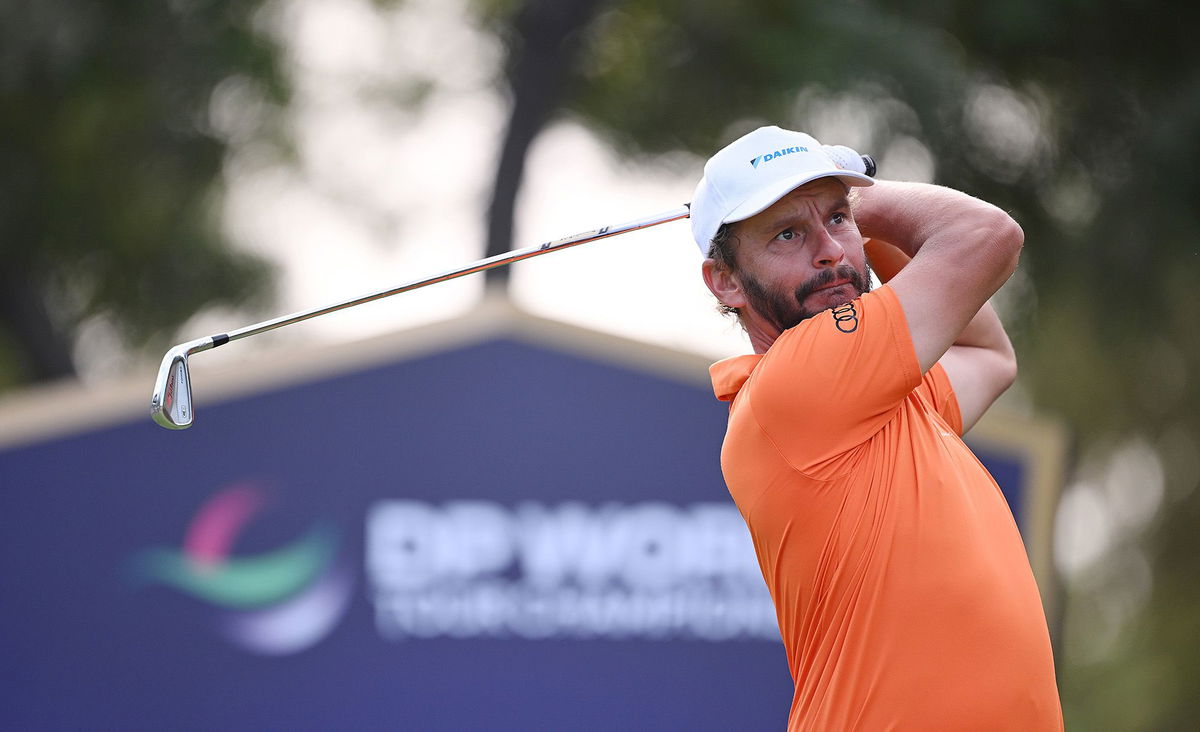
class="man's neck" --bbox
[746,324,780,354]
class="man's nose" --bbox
[810,228,846,268]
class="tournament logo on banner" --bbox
[367,500,779,642]
[126,483,355,655]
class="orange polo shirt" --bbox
[711,285,1062,731]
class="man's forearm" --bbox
[856,181,1021,358]
[864,238,1012,354]
[852,181,1020,261]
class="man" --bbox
[693,126,1062,730]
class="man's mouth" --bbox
[813,279,851,292]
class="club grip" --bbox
[861,154,877,178]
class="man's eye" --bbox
[831,212,846,225]
[777,229,795,241]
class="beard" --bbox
[741,263,872,333]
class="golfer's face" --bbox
[732,179,869,333]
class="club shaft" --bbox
[209,205,691,347]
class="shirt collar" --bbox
[709,354,763,402]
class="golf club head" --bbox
[151,344,196,429]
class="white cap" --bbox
[690,126,874,255]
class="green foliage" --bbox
[0,0,289,383]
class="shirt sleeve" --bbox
[917,362,964,435]
[747,285,922,477]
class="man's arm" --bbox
[855,183,1021,430]
[936,304,1016,433]
[864,239,1016,431]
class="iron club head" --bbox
[150,339,212,429]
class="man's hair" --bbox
[707,223,741,319]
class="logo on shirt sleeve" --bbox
[831,302,859,333]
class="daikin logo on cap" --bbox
[749,145,808,169]
[690,126,874,255]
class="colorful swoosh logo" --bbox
[127,483,353,655]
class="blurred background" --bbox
[1,0,1197,729]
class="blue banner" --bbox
[0,324,1054,730]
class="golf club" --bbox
[150,205,690,429]
[150,150,876,430]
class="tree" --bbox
[0,0,288,387]
[478,0,609,288]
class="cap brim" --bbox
[723,170,874,227]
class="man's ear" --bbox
[702,258,748,310]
